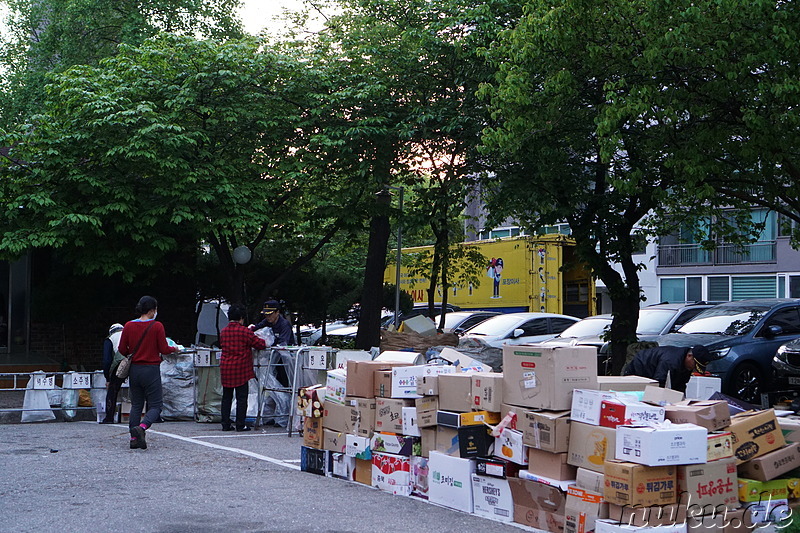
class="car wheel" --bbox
[727,362,763,405]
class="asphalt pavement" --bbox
[0,420,543,533]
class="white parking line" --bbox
[98,423,300,470]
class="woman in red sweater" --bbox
[119,295,179,450]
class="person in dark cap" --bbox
[623,344,712,392]
[249,299,295,346]
[100,323,125,424]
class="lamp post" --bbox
[387,186,404,327]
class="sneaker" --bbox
[130,438,141,449]
[221,425,234,432]
[235,425,252,432]
[130,426,147,449]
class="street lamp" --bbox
[387,186,404,327]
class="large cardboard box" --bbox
[420,427,437,458]
[415,396,439,428]
[596,375,657,391]
[603,461,677,507]
[322,428,346,453]
[322,401,358,434]
[347,396,376,437]
[568,421,617,473]
[664,400,731,431]
[507,477,567,531]
[346,360,409,399]
[677,457,738,513]
[737,443,800,481]
[375,397,413,434]
[708,431,735,462]
[437,373,474,412]
[428,451,476,513]
[616,423,708,466]
[564,485,608,533]
[416,375,439,396]
[471,372,505,412]
[728,410,786,464]
[494,428,529,466]
[599,398,665,428]
[436,425,492,458]
[303,416,323,449]
[372,452,412,495]
[392,364,456,400]
[527,448,577,481]
[373,370,393,398]
[595,519,687,533]
[503,346,598,410]
[522,409,571,453]
[471,474,514,523]
[571,389,618,426]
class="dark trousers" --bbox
[103,375,125,423]
[128,364,162,429]
[221,383,249,429]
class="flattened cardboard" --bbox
[429,451,476,513]
[471,474,514,522]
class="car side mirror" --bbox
[511,328,524,339]
[764,325,783,338]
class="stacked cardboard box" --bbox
[298,345,798,532]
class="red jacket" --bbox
[219,321,267,388]
[119,319,177,365]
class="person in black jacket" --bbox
[249,300,294,346]
[623,345,711,392]
[100,323,125,424]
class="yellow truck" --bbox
[384,235,595,317]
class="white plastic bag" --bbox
[254,327,275,347]
[21,376,56,423]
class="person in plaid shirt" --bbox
[219,303,267,431]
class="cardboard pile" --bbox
[299,345,798,532]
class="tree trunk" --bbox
[355,191,391,350]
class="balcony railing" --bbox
[658,242,776,266]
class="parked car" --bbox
[459,312,580,348]
[643,299,800,403]
[381,303,461,329]
[432,311,502,334]
[772,337,800,389]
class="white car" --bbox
[459,312,580,348]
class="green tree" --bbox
[0,35,339,305]
[0,0,244,127]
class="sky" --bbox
[237,0,327,36]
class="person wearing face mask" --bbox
[118,295,179,450]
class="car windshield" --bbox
[434,313,469,329]
[556,318,610,338]
[677,306,770,336]
[464,314,522,336]
[636,309,678,335]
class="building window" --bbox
[708,277,730,301]
[661,278,686,303]
[731,276,777,300]
[687,277,702,301]
[790,276,800,298]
